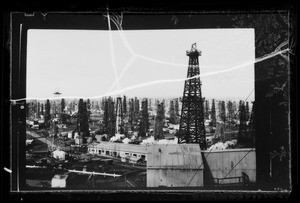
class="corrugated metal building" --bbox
[202,148,256,186]
[88,142,256,187]
[147,144,204,187]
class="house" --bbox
[52,149,66,160]
[75,136,83,145]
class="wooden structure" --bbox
[178,43,206,149]
[202,148,256,186]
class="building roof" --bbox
[88,141,149,154]
[147,144,203,170]
[53,149,66,155]
[52,174,68,180]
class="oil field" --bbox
[25,43,255,189]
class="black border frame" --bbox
[2,0,298,201]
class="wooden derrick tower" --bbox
[178,43,206,149]
[115,96,124,134]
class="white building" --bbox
[52,149,66,160]
[51,174,68,188]
[75,137,83,145]
[87,141,148,162]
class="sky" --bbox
[26,29,255,101]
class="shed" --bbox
[147,144,204,187]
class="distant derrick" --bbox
[115,96,124,134]
[103,97,116,138]
[139,98,149,137]
[154,102,165,140]
[178,43,206,149]
[128,98,135,127]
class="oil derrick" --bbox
[123,95,127,116]
[134,97,140,123]
[108,98,116,138]
[210,99,216,127]
[139,98,149,137]
[128,98,134,126]
[178,43,206,149]
[115,96,124,134]
[103,100,109,134]
[154,103,164,140]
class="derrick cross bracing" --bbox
[178,43,207,149]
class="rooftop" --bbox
[147,144,204,170]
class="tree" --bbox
[168,100,176,124]
[210,99,216,127]
[44,99,51,127]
